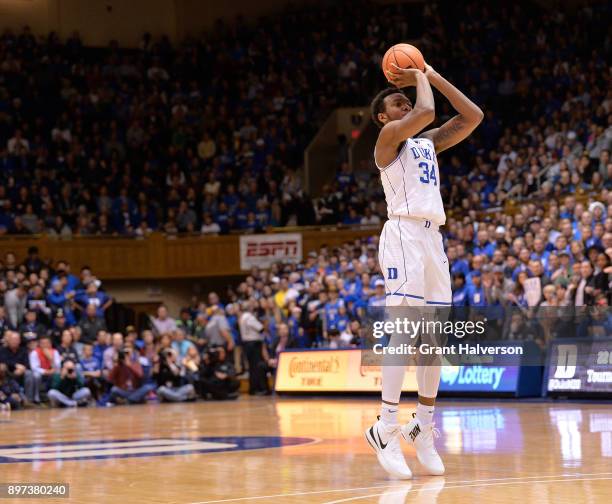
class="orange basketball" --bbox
[382,43,425,80]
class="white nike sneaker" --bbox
[365,417,412,479]
[401,414,445,475]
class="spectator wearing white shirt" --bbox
[151,305,177,336]
[4,285,28,328]
[102,332,124,377]
[29,335,61,396]
[7,129,30,154]
[205,306,234,349]
[360,207,381,226]
[239,300,268,395]
[496,143,518,174]
[201,213,221,235]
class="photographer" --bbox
[0,362,24,411]
[108,344,156,404]
[48,359,91,407]
[154,347,196,402]
[199,346,239,400]
[0,330,40,404]
[182,345,201,385]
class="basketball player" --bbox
[365,63,483,478]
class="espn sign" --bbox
[240,233,302,269]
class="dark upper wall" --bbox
[0,0,314,47]
[0,0,591,48]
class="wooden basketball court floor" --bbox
[0,397,610,503]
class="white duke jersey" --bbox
[375,137,446,225]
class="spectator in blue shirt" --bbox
[335,305,350,333]
[449,245,470,277]
[531,238,549,265]
[452,273,468,306]
[467,271,487,306]
[303,253,319,282]
[336,162,355,190]
[79,343,103,401]
[324,289,344,330]
[51,261,79,292]
[473,229,496,258]
[582,225,602,250]
[341,268,363,299]
[325,256,341,275]
[552,235,570,256]
[47,279,77,326]
[92,330,109,370]
[286,306,306,347]
[75,283,112,319]
[342,207,361,225]
[368,279,387,307]
[466,255,485,287]
[215,203,230,234]
[235,201,249,229]
[544,252,560,278]
[171,328,196,360]
[224,303,241,348]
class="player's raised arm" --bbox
[376,67,435,153]
[419,64,484,154]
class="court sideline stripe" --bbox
[190,472,612,503]
[322,476,612,504]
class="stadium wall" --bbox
[0,227,379,280]
[0,0,313,47]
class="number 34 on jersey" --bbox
[410,145,438,186]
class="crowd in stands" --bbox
[0,253,244,411]
[0,1,610,235]
[2,182,612,409]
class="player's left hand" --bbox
[424,63,436,75]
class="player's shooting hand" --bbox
[387,64,423,88]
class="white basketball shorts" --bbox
[378,216,452,307]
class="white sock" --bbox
[381,364,405,401]
[416,402,434,425]
[381,365,405,425]
[380,401,399,425]
[416,364,441,397]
